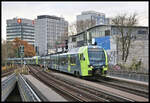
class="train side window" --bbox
[80,54,85,61]
[62,56,64,65]
[59,57,61,65]
[62,57,65,65]
[64,56,68,65]
[60,56,63,65]
[70,56,73,64]
[70,56,76,64]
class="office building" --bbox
[35,15,68,56]
[76,11,111,33]
[6,18,35,46]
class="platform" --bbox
[23,75,67,102]
[107,75,148,86]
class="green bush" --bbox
[129,58,142,71]
[117,63,128,70]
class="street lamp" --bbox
[86,27,90,46]
[35,44,39,56]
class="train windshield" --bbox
[88,48,105,67]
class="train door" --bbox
[68,54,71,73]
[56,55,58,70]
[70,54,77,74]
[79,53,86,76]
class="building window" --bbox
[105,30,110,36]
[72,37,76,42]
[138,30,147,34]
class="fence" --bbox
[107,65,149,82]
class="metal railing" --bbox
[17,73,41,102]
[2,73,17,102]
[107,70,149,82]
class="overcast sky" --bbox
[2,1,148,40]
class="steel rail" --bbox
[29,66,108,102]
[17,73,41,102]
[29,65,148,102]
[44,71,135,102]
[96,78,148,98]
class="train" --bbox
[7,45,108,77]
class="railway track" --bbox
[44,71,148,102]
[95,77,148,98]
[48,66,148,98]
[1,65,21,77]
[1,68,17,77]
[28,65,108,102]
[32,65,148,98]
[28,65,142,102]
[1,71,13,77]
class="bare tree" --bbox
[68,19,96,36]
[68,22,77,36]
[77,19,96,33]
[2,40,8,66]
[2,40,16,66]
[112,13,138,63]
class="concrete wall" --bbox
[117,39,149,71]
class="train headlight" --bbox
[102,65,106,68]
[88,65,93,68]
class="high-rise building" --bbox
[77,11,106,25]
[35,15,68,56]
[6,18,35,46]
[76,11,111,32]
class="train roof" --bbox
[68,47,81,54]
[49,45,104,56]
[32,56,40,59]
[67,45,103,54]
[40,56,50,59]
[7,58,22,60]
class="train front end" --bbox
[88,46,108,76]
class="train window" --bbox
[59,57,61,65]
[58,57,61,65]
[56,57,58,65]
[80,54,85,61]
[64,56,68,65]
[62,57,65,65]
[52,58,54,64]
[60,56,64,65]
[70,56,76,64]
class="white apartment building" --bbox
[35,15,68,56]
